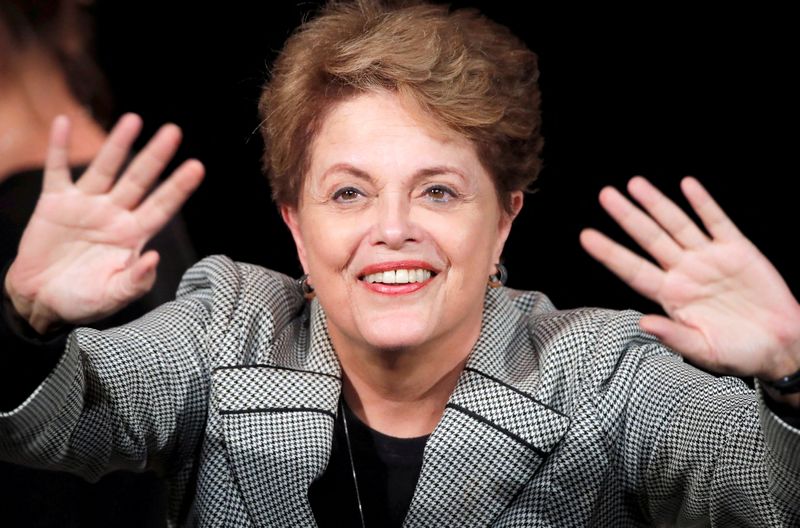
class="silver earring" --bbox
[488,263,507,288]
[298,274,315,299]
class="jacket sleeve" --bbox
[592,309,800,526]
[0,256,238,482]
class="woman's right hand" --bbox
[3,113,204,334]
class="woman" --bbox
[1,1,798,527]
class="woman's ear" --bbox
[280,204,310,274]
[507,191,524,222]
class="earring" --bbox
[488,263,507,288]
[298,274,316,300]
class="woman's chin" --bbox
[356,320,435,352]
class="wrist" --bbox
[759,305,800,382]
[759,324,800,397]
[3,263,59,335]
[3,262,32,318]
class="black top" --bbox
[309,400,428,528]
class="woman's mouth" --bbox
[357,262,438,295]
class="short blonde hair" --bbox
[259,0,543,214]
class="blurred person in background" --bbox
[0,1,195,526]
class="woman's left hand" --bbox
[580,176,800,387]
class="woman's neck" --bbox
[331,317,481,438]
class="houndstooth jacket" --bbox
[1,255,798,527]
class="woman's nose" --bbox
[370,192,418,249]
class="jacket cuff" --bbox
[0,259,74,414]
[0,337,81,461]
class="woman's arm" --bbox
[631,351,798,525]
[579,179,800,523]
[0,113,209,480]
[0,256,220,481]
[587,309,799,526]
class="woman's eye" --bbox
[424,186,455,203]
[332,187,363,202]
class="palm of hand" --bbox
[17,190,148,322]
[5,114,204,331]
[580,176,800,380]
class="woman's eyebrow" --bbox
[321,163,372,184]
[321,163,468,184]
[415,166,468,183]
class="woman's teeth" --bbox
[363,269,432,284]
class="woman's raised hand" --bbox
[580,176,800,383]
[3,114,204,333]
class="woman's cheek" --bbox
[307,211,365,273]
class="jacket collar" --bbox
[404,287,570,526]
[214,287,569,526]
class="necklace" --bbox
[341,399,367,528]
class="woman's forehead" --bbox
[307,92,483,181]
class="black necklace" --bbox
[341,399,367,528]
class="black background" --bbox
[93,1,797,316]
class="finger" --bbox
[110,123,183,209]
[43,115,74,192]
[597,186,683,269]
[134,159,205,236]
[76,113,143,194]
[638,314,717,369]
[680,176,743,241]
[579,228,665,302]
[626,176,710,249]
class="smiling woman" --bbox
[282,91,522,437]
[1,1,799,527]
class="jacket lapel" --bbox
[214,301,342,526]
[404,288,571,527]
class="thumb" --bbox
[121,250,160,301]
[639,314,715,368]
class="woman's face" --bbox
[282,91,521,354]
